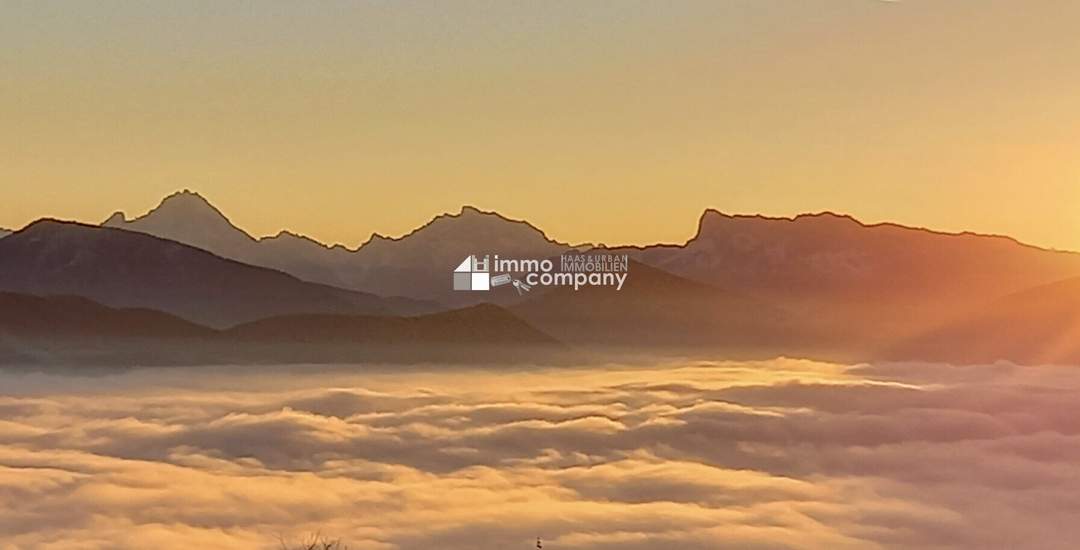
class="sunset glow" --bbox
[3,3,1080,549]
[2,1,1079,250]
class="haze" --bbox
[2,1,1079,250]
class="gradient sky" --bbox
[2,1,1078,250]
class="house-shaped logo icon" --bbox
[453,255,490,291]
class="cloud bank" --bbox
[1,359,1079,549]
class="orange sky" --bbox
[2,1,1078,250]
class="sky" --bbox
[2,0,1078,250]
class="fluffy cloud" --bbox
[1,359,1079,549]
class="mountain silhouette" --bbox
[0,220,435,328]
[888,275,1080,365]
[0,293,558,366]
[0,292,214,339]
[104,192,572,304]
[618,210,1080,299]
[510,258,813,358]
[345,206,572,305]
[605,211,1080,351]
[228,303,556,345]
[74,189,1080,364]
[0,291,217,365]
[103,190,362,289]
[103,190,257,260]
[103,191,1080,311]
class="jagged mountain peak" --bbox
[144,189,235,224]
[400,204,574,247]
[100,189,243,233]
[102,190,257,259]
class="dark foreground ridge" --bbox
[0,293,562,367]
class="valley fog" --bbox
[2,359,1080,549]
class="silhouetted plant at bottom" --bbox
[278,533,348,550]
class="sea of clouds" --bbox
[2,358,1080,549]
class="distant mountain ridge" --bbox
[612,209,1080,296]
[104,190,362,289]
[104,190,574,305]
[595,209,1080,354]
[84,189,1080,360]
[5,188,1077,365]
[99,191,1080,312]
[0,220,435,328]
[344,205,573,305]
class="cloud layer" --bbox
[1,359,1079,549]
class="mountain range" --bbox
[607,211,1080,355]
[0,292,555,366]
[3,189,1080,365]
[512,260,793,353]
[104,190,572,306]
[0,219,435,328]
[0,292,213,339]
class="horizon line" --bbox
[7,188,1078,257]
